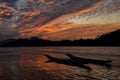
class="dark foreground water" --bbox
[0,47,120,80]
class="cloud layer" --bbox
[0,0,120,40]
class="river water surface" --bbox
[0,47,120,80]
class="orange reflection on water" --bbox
[20,54,69,71]
[19,53,72,80]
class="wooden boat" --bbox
[45,55,92,71]
[66,54,112,64]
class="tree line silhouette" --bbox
[0,29,120,47]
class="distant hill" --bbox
[0,29,120,47]
[95,29,120,46]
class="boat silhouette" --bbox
[66,54,112,64]
[45,54,112,70]
[45,55,92,71]
[66,54,112,69]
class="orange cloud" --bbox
[17,27,38,38]
[17,15,120,41]
[39,0,56,5]
[40,24,120,41]
[27,10,41,17]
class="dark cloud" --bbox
[0,24,18,40]
[0,0,17,6]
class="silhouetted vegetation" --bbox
[0,30,120,47]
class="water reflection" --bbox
[0,47,119,80]
[0,54,21,80]
[0,53,116,80]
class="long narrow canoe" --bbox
[45,55,92,71]
[66,54,112,64]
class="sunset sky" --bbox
[0,0,120,41]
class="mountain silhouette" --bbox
[0,29,120,47]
